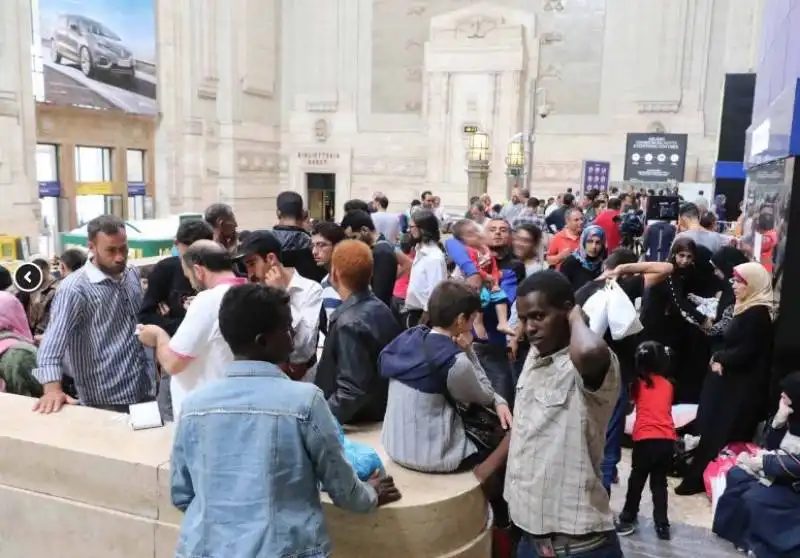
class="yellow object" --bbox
[76,181,114,195]
[0,235,25,261]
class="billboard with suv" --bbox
[37,0,157,115]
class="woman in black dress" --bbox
[559,224,606,292]
[608,238,710,402]
[675,261,774,495]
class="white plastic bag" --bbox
[583,288,609,336]
[607,280,643,340]
[710,474,727,520]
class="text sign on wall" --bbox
[297,151,341,166]
[623,133,688,182]
[581,161,610,193]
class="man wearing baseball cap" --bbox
[236,231,322,379]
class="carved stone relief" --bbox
[531,161,582,182]
[236,152,281,172]
[352,157,427,177]
[370,0,606,116]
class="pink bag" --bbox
[703,442,760,498]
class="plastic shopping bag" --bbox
[710,474,727,520]
[583,287,609,336]
[607,280,643,340]
[703,443,760,498]
[338,423,385,481]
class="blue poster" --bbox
[581,160,611,193]
[37,0,157,115]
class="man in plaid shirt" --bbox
[512,198,547,231]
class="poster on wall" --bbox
[38,0,157,115]
[581,160,610,193]
[623,133,688,182]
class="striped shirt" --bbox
[33,260,153,406]
[320,275,341,322]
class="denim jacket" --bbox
[171,360,378,558]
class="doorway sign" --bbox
[297,151,341,166]
[127,182,147,196]
[76,182,114,196]
[38,181,61,198]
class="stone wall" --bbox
[0,393,490,558]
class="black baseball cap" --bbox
[234,230,282,260]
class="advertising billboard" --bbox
[623,133,688,182]
[38,0,157,115]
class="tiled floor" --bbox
[611,449,742,557]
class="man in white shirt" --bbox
[370,193,401,244]
[236,230,323,379]
[404,209,447,326]
[137,240,247,420]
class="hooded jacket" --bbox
[379,326,461,394]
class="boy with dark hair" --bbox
[271,191,326,283]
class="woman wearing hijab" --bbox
[676,262,775,495]
[713,371,800,557]
[705,246,750,339]
[0,292,42,397]
[558,224,606,291]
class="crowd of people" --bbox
[0,184,796,558]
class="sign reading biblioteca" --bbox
[623,133,688,182]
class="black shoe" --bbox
[615,514,637,536]
[655,523,671,540]
[674,479,705,496]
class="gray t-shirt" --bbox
[674,228,726,253]
[371,211,400,244]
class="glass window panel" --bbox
[36,144,58,181]
[126,149,145,183]
[75,146,112,182]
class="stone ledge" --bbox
[0,394,490,557]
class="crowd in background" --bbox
[0,183,797,558]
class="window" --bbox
[75,146,112,183]
[36,144,58,182]
[126,149,145,183]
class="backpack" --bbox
[619,211,645,238]
[644,221,676,262]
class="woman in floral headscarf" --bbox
[676,262,775,496]
[0,291,42,397]
[558,224,606,291]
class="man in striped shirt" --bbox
[33,215,154,414]
[311,221,345,335]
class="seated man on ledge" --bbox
[171,283,400,558]
[314,240,402,425]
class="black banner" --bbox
[623,133,688,182]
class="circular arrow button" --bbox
[13,262,44,293]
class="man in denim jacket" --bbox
[171,283,401,558]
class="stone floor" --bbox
[611,449,741,557]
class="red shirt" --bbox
[632,375,677,442]
[546,229,580,270]
[393,249,414,298]
[466,246,500,283]
[594,209,621,252]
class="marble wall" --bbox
[0,0,40,238]
[281,0,767,215]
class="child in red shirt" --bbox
[452,220,514,339]
[616,341,677,541]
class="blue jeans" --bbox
[517,532,624,558]
[602,382,628,492]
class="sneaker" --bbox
[655,523,671,541]
[615,515,637,536]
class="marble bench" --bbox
[0,393,490,557]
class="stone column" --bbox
[0,0,39,238]
[155,0,282,228]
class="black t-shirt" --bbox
[371,239,397,308]
[139,256,195,336]
[545,205,567,233]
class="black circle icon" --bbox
[13,262,44,293]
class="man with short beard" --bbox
[137,240,247,421]
[445,218,525,405]
[33,215,153,414]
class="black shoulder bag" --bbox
[422,333,506,453]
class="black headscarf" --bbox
[780,372,800,436]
